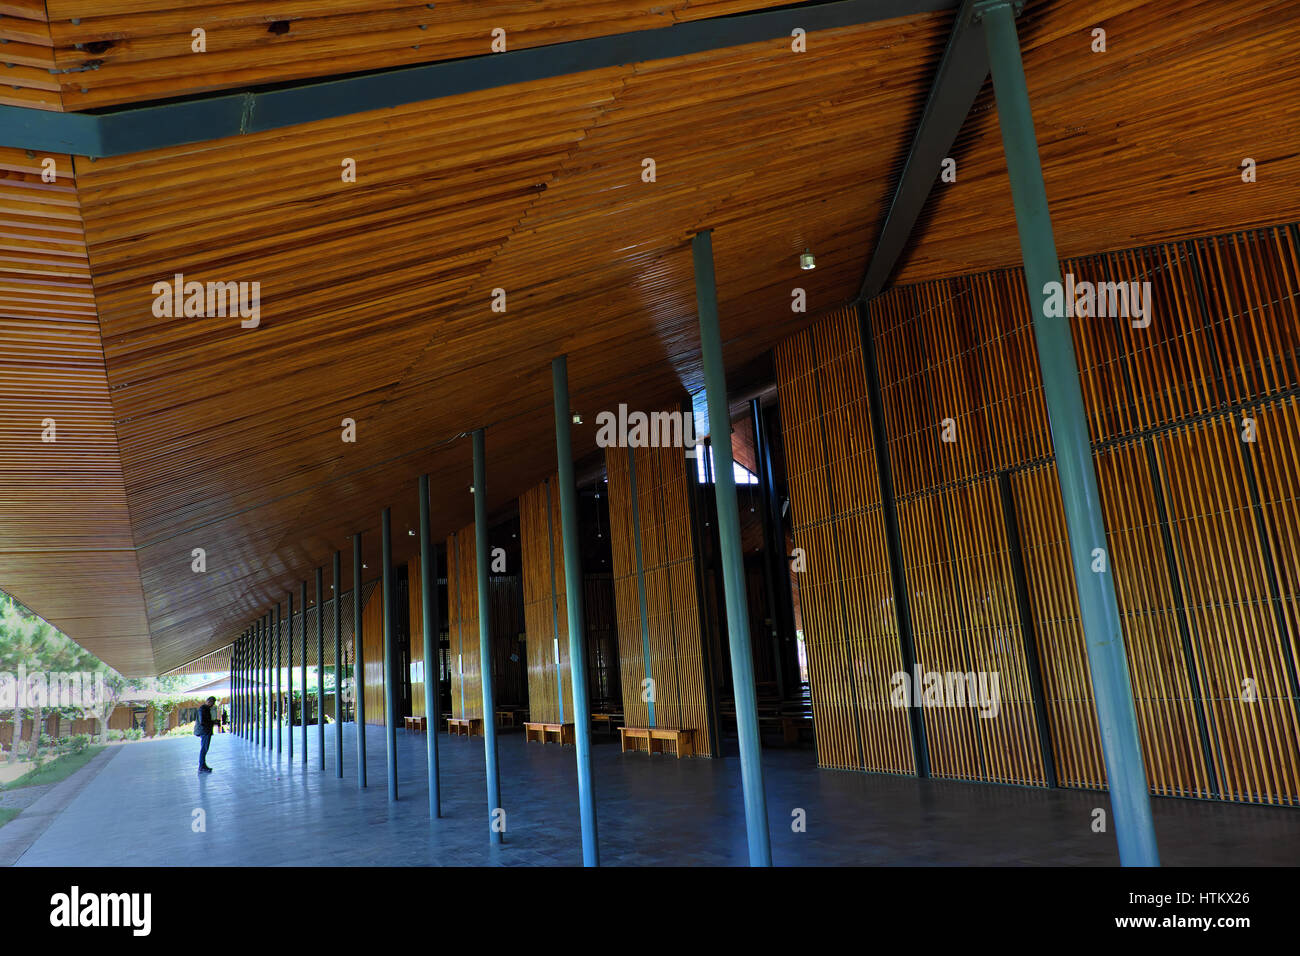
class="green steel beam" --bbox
[0,1,957,158]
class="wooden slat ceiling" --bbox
[894,0,1300,282]
[65,12,951,673]
[2,0,1296,676]
[2,0,795,110]
[0,145,155,675]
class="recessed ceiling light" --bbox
[800,247,816,271]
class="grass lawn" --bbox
[0,807,19,829]
[1,746,104,791]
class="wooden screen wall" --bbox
[605,443,715,755]
[774,307,915,773]
[446,526,482,720]
[778,224,1300,805]
[443,524,526,718]
[519,477,575,725]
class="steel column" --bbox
[334,550,344,778]
[473,429,503,844]
[300,579,308,765]
[692,229,772,867]
[261,615,268,748]
[552,355,600,866]
[978,0,1158,866]
[287,591,294,763]
[264,613,271,748]
[275,601,282,754]
[254,624,261,746]
[316,565,326,770]
[233,636,240,736]
[381,508,399,801]
[354,532,367,788]
[750,398,786,702]
[418,475,443,817]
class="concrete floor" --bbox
[14,723,1300,866]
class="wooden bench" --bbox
[590,712,624,736]
[619,726,695,758]
[404,715,427,735]
[781,715,813,745]
[495,709,518,728]
[523,721,574,745]
[446,717,483,737]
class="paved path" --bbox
[1,747,120,866]
[14,724,1300,865]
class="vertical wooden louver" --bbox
[604,442,715,755]
[776,223,1300,805]
[519,477,575,725]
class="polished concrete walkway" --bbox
[15,723,1300,866]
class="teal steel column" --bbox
[473,429,503,845]
[275,601,282,755]
[254,619,262,747]
[552,355,600,867]
[287,593,294,762]
[316,565,326,770]
[418,474,442,817]
[334,550,344,778]
[300,579,308,765]
[692,229,772,867]
[625,445,656,728]
[353,532,367,788]
[979,0,1158,866]
[262,614,270,748]
[381,507,399,801]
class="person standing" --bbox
[194,696,216,773]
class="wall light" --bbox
[799,247,816,271]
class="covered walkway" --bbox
[15,727,1298,867]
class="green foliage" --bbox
[4,746,104,790]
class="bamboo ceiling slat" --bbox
[49,15,942,674]
[898,0,1300,283]
[0,146,154,674]
[37,0,799,110]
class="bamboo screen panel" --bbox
[361,581,385,725]
[408,555,441,718]
[604,442,714,755]
[870,286,1048,786]
[830,222,1300,804]
[773,307,914,774]
[519,477,575,725]
[446,525,483,720]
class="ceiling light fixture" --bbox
[800,247,816,271]
[572,413,583,425]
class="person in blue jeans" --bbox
[195,696,216,773]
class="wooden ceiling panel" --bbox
[0,146,154,674]
[895,0,1300,282]
[37,0,793,110]
[59,15,947,671]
